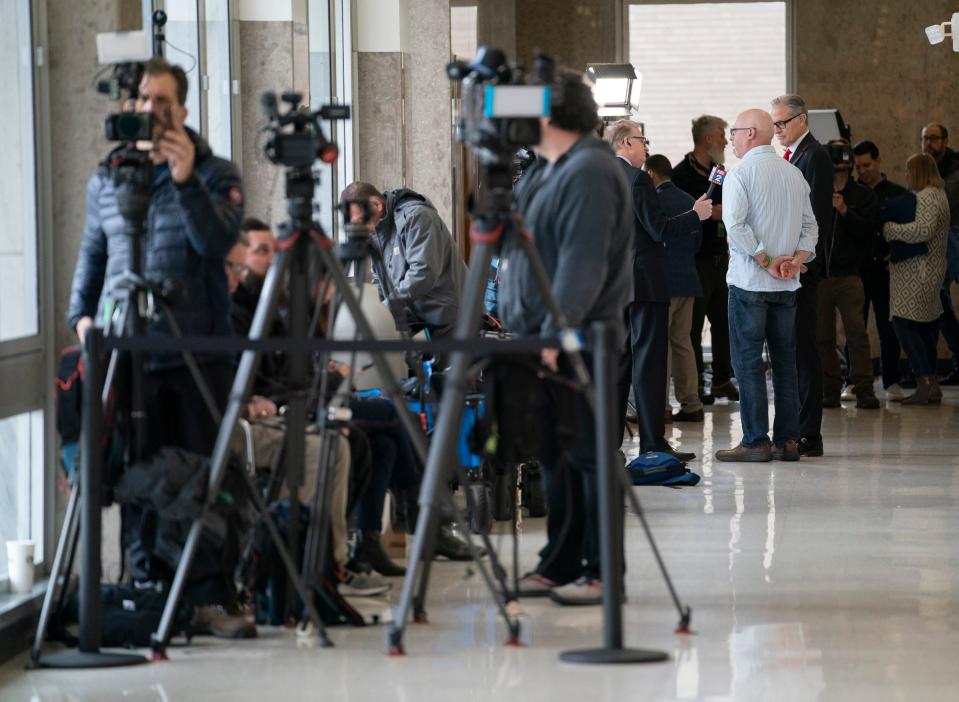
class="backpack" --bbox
[627,452,701,487]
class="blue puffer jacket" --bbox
[67,129,243,369]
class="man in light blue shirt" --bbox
[716,109,819,462]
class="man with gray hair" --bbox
[672,115,738,405]
[770,93,833,457]
[716,109,818,462]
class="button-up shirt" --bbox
[722,144,819,292]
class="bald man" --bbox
[715,110,818,462]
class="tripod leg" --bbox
[151,247,292,656]
[301,429,337,590]
[386,241,519,653]
[29,483,81,666]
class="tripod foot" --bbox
[674,607,694,635]
[150,649,169,662]
[387,644,406,657]
[503,636,525,648]
[413,611,429,624]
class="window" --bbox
[627,1,787,167]
[162,0,203,133]
[0,411,45,582]
[201,0,235,158]
[450,5,478,60]
[0,0,39,343]
[308,0,354,239]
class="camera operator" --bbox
[501,70,632,606]
[816,140,880,409]
[339,182,467,341]
[66,58,248,635]
[606,120,710,461]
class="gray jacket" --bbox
[499,135,633,339]
[374,189,467,328]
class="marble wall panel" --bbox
[355,53,405,190]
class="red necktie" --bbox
[783,148,792,161]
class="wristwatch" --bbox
[757,253,771,269]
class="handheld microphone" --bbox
[705,164,727,199]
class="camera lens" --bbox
[115,113,148,141]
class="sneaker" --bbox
[840,384,856,401]
[772,440,800,461]
[885,383,905,401]
[516,572,559,598]
[715,442,772,463]
[549,577,603,606]
[191,605,257,639]
[339,568,391,597]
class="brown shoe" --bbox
[772,440,800,461]
[712,381,740,401]
[715,442,772,462]
[672,408,704,422]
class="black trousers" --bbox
[617,301,669,454]
[796,276,823,442]
[124,362,235,606]
[691,255,733,386]
[860,267,902,389]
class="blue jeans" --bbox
[891,316,938,376]
[727,286,800,447]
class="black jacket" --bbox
[67,129,243,369]
[655,182,703,299]
[619,160,700,304]
[861,177,909,271]
[672,153,726,257]
[788,133,834,278]
[936,147,959,229]
[822,178,879,278]
[500,135,632,338]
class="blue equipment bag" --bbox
[627,452,701,487]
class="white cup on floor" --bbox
[6,540,35,594]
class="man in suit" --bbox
[770,94,833,457]
[604,120,712,460]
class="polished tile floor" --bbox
[3,390,959,701]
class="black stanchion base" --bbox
[559,647,669,665]
[34,651,149,669]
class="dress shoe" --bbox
[772,440,800,461]
[672,408,704,422]
[658,444,696,461]
[698,386,715,406]
[712,380,739,401]
[822,395,841,408]
[797,437,824,457]
[351,530,407,577]
[434,522,486,561]
[715,442,772,462]
[939,368,959,386]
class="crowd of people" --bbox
[63,55,959,627]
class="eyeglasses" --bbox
[729,126,753,137]
[626,135,649,147]
[922,135,944,142]
[227,262,250,276]
[772,113,802,131]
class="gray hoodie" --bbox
[374,189,468,328]
[499,135,632,340]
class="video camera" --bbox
[447,46,559,165]
[827,141,854,169]
[260,92,350,169]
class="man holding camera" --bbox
[67,58,248,636]
[816,140,880,409]
[502,71,632,605]
[339,182,467,341]
[770,94,833,457]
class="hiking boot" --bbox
[516,572,559,598]
[712,381,739,401]
[672,408,705,422]
[772,440,800,461]
[715,442,772,463]
[191,605,257,639]
[339,568,391,597]
[549,577,603,606]
[902,376,940,405]
[352,531,406,577]
[797,437,824,457]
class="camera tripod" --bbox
[388,161,690,663]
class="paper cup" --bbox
[6,540,35,594]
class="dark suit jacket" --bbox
[619,159,700,303]
[788,132,834,277]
